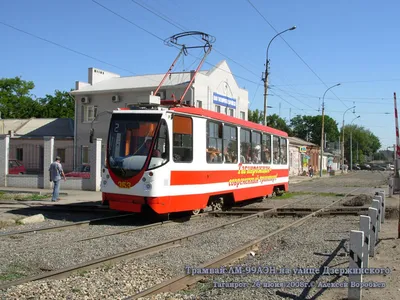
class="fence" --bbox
[9,143,44,174]
[54,145,74,173]
[347,191,386,300]
[0,136,102,191]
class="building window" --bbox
[215,105,221,113]
[172,115,193,162]
[240,111,245,120]
[81,146,89,164]
[56,148,66,163]
[223,125,238,163]
[16,148,23,161]
[82,105,97,123]
[240,129,251,163]
[196,100,202,108]
[228,108,234,117]
[207,121,223,163]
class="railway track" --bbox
[0,202,114,213]
[0,213,136,238]
[0,193,330,290]
[129,187,360,299]
[210,206,372,216]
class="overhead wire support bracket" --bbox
[155,31,215,106]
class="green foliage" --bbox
[248,109,291,133]
[343,124,381,163]
[0,76,74,119]
[38,90,74,118]
[290,114,339,146]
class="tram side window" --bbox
[262,134,271,164]
[223,125,238,163]
[207,121,223,163]
[280,137,288,164]
[240,129,251,163]
[251,131,262,164]
[172,115,193,162]
[273,136,280,164]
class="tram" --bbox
[91,32,289,215]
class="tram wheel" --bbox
[192,209,203,215]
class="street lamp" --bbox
[263,25,296,126]
[341,106,356,173]
[319,83,341,177]
[350,115,360,171]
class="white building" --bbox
[70,60,249,167]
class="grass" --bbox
[0,193,50,201]
[0,262,30,281]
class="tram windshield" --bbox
[107,113,168,178]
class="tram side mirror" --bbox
[89,128,94,144]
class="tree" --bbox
[248,109,291,133]
[248,109,263,124]
[343,125,381,163]
[38,90,74,118]
[267,114,291,134]
[0,77,42,118]
[290,114,339,146]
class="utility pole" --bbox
[262,26,296,126]
[319,83,341,177]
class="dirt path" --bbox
[320,219,400,300]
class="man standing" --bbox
[49,156,66,202]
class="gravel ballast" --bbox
[0,216,292,299]
[160,215,361,300]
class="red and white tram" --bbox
[100,105,289,215]
[94,32,289,215]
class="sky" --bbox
[0,0,398,150]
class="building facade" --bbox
[288,137,321,176]
[70,60,249,167]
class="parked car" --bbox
[371,164,386,171]
[65,164,90,178]
[387,164,394,171]
[360,164,371,170]
[8,159,26,175]
[352,164,361,170]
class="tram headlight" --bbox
[106,175,110,179]
[145,183,152,190]
[102,180,107,186]
[142,177,146,182]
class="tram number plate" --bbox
[117,181,131,188]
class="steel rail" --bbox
[129,187,360,299]
[0,213,136,238]
[0,193,323,290]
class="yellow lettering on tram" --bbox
[117,181,131,188]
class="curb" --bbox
[0,190,68,196]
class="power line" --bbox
[130,0,261,79]
[0,20,138,75]
[271,86,318,110]
[270,92,303,110]
[245,0,348,108]
[270,87,393,104]
[274,78,400,86]
[92,0,261,86]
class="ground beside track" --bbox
[0,171,398,299]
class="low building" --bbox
[288,137,320,176]
[70,60,249,167]
[2,118,74,173]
